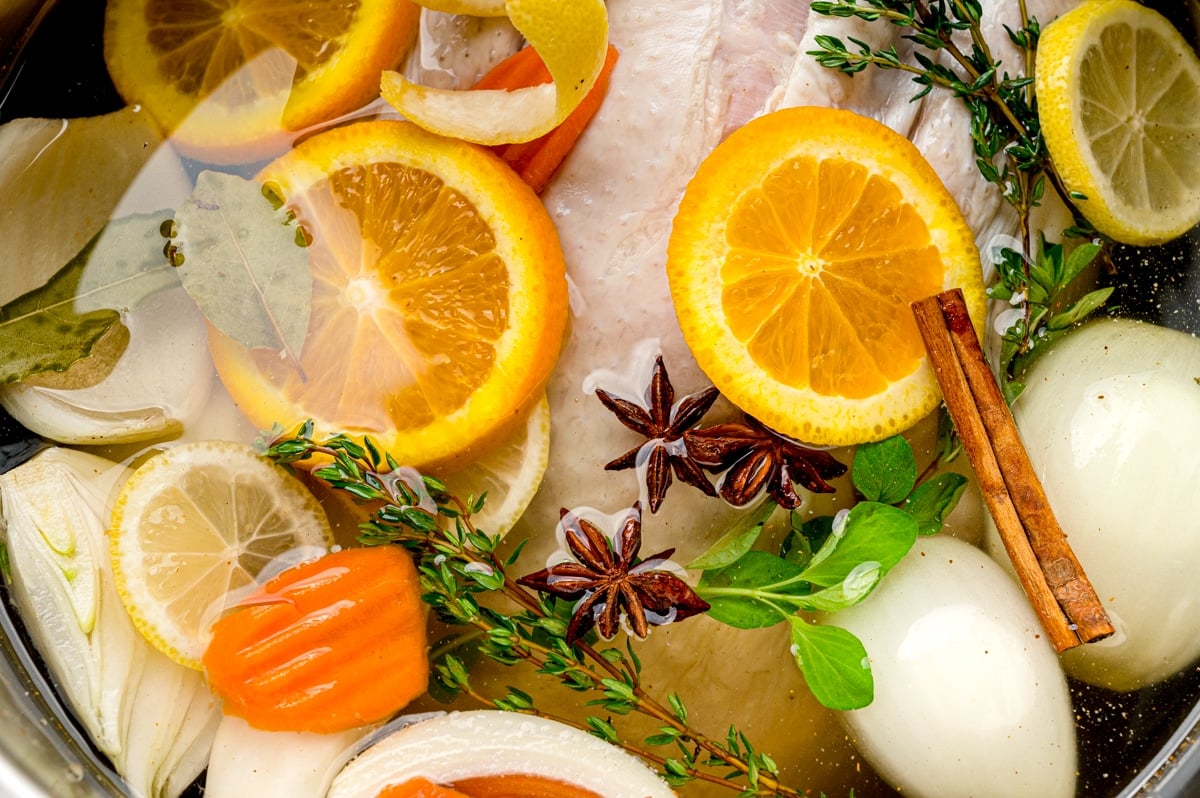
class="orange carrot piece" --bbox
[473,44,620,194]
[202,546,428,734]
[473,46,552,91]
[454,774,602,798]
[378,777,473,798]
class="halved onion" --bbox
[327,711,675,798]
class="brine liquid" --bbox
[2,2,1200,798]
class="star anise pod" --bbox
[595,356,719,512]
[684,416,847,510]
[517,503,710,644]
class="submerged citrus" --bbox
[208,119,568,472]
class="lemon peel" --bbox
[1036,0,1200,245]
[381,0,608,144]
[414,0,506,16]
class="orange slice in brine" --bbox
[667,106,985,446]
[208,119,568,472]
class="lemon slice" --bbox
[110,441,334,669]
[1037,0,1200,245]
[440,392,550,539]
[381,0,608,144]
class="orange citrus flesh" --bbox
[668,106,985,446]
[202,545,428,734]
[208,119,568,472]
[103,0,420,161]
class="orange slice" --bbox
[103,0,420,162]
[208,119,568,472]
[667,106,985,446]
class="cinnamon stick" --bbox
[911,289,1113,652]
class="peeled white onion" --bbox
[986,318,1200,690]
[0,287,214,444]
[833,535,1076,798]
[204,715,368,798]
[327,711,675,798]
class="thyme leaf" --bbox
[262,425,808,797]
[809,0,1110,395]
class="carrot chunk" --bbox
[476,44,620,194]
[202,545,428,733]
[378,777,472,798]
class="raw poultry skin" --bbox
[409,2,1080,795]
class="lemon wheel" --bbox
[109,441,334,669]
[1036,0,1200,245]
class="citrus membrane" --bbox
[380,0,608,144]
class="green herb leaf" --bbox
[798,562,881,612]
[173,170,312,361]
[698,551,808,629]
[781,513,834,568]
[787,618,873,710]
[688,500,774,570]
[800,502,918,588]
[902,473,968,535]
[0,213,176,384]
[851,436,917,503]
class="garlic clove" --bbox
[327,711,676,798]
[0,287,214,445]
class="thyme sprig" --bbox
[262,423,804,797]
[808,0,1110,398]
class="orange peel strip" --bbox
[381,0,608,145]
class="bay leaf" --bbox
[0,213,178,385]
[172,170,312,361]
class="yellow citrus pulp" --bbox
[102,0,420,161]
[667,106,985,447]
[208,119,568,472]
[1036,0,1200,245]
[109,441,334,669]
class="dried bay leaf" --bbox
[173,171,312,362]
[0,108,166,305]
[0,213,178,385]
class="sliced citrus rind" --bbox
[1036,0,1200,245]
[109,441,334,670]
[440,391,550,540]
[668,106,985,447]
[103,0,420,162]
[414,0,507,15]
[381,0,608,145]
[208,119,567,472]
